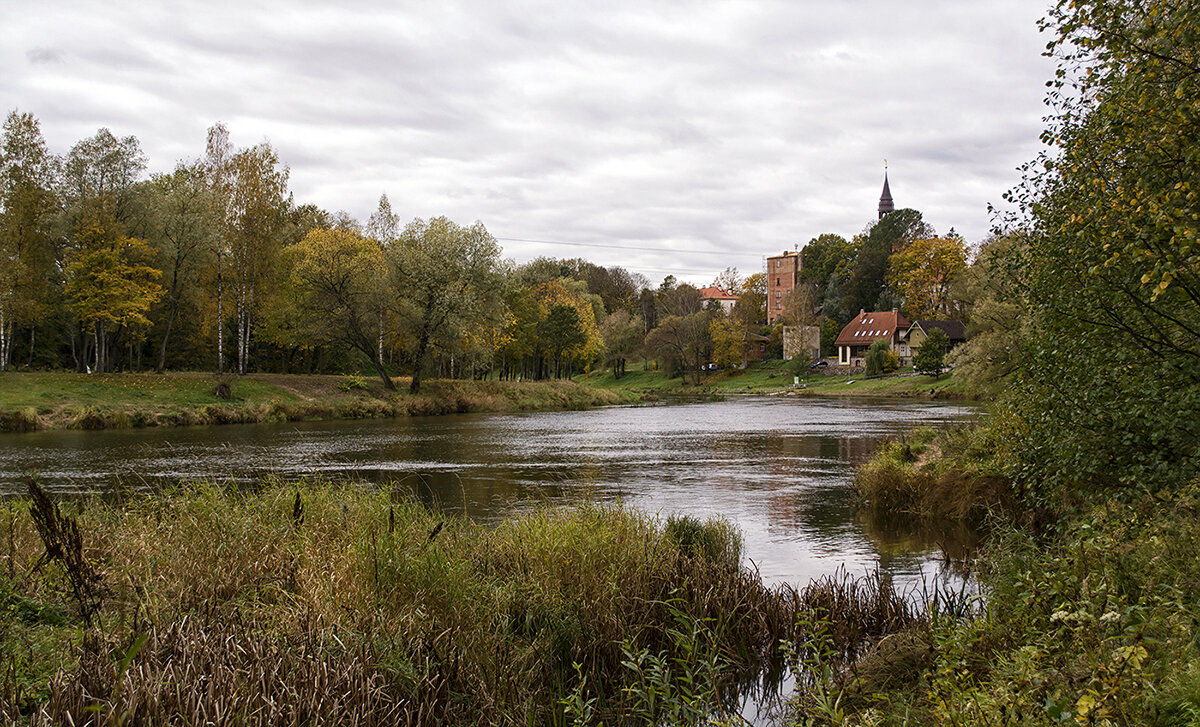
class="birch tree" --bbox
[226,142,288,374]
[0,110,58,371]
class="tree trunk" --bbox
[0,307,9,372]
[216,257,225,374]
[157,301,179,374]
[410,330,431,394]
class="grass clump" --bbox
[853,425,1018,522]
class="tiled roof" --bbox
[699,286,739,301]
[834,309,911,347]
[914,320,967,341]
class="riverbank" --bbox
[787,423,1200,725]
[578,360,978,400]
[0,372,636,433]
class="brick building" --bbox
[766,250,802,324]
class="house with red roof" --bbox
[699,285,739,315]
[834,308,911,367]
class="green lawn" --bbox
[577,359,976,399]
[0,372,633,431]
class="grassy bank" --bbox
[791,486,1200,726]
[578,361,977,400]
[0,372,636,432]
[788,423,1200,726]
[0,479,934,726]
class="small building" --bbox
[743,332,770,362]
[699,285,739,315]
[782,325,821,362]
[834,308,911,367]
[766,250,802,324]
[895,320,967,360]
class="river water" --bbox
[0,396,978,588]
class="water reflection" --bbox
[0,397,980,589]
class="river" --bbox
[0,396,978,588]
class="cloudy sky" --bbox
[3,0,1055,286]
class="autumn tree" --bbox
[945,233,1027,388]
[390,216,503,393]
[65,216,162,372]
[708,314,745,369]
[227,143,289,375]
[885,235,968,320]
[842,209,932,316]
[285,228,393,388]
[733,273,766,326]
[0,110,58,371]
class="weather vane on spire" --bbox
[878,161,894,219]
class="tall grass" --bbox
[0,480,814,725]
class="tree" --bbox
[885,235,968,320]
[733,273,766,326]
[1005,0,1200,493]
[365,193,399,245]
[226,143,289,375]
[913,327,950,378]
[864,338,894,377]
[65,216,162,372]
[286,228,393,388]
[0,110,58,371]
[945,233,1027,389]
[600,310,642,378]
[144,163,215,372]
[708,315,746,370]
[645,311,709,384]
[538,304,586,379]
[712,267,741,295]
[843,209,932,315]
[390,216,503,393]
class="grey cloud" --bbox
[26,48,63,64]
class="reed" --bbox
[1,480,804,725]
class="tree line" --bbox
[2,112,988,389]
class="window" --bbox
[775,260,781,268]
[775,291,781,298]
[775,302,781,310]
[776,277,780,285]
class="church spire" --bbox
[877,164,894,219]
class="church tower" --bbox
[877,171,894,219]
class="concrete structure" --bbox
[766,250,802,324]
[782,325,821,362]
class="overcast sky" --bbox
[2,0,1055,286]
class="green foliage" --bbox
[1003,0,1200,497]
[821,485,1200,726]
[913,326,950,378]
[864,338,890,376]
